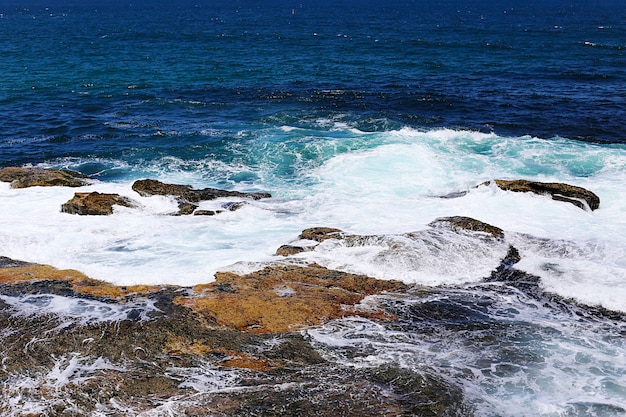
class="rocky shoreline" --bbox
[0,167,620,416]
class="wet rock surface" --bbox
[428,216,505,239]
[61,191,138,215]
[179,264,407,333]
[0,258,467,416]
[487,179,600,211]
[0,167,89,188]
[132,178,271,215]
[1,218,624,416]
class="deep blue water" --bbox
[1,0,625,170]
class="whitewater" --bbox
[1,126,625,313]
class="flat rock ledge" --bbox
[61,192,137,215]
[0,258,406,334]
[0,166,89,188]
[0,256,467,416]
[132,178,272,215]
[486,179,600,211]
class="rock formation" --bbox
[131,178,271,215]
[428,216,505,238]
[61,192,137,215]
[0,167,89,188]
[179,264,407,333]
[1,216,623,416]
[486,179,600,210]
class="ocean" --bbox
[1,0,625,415]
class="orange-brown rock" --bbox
[486,179,600,211]
[218,350,276,371]
[0,256,469,416]
[0,258,157,298]
[0,167,89,188]
[61,191,137,215]
[177,264,407,333]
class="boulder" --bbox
[275,244,308,256]
[0,167,89,188]
[486,179,600,211]
[131,179,271,215]
[299,227,344,242]
[428,216,504,239]
[61,192,137,215]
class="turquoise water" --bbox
[1,0,625,169]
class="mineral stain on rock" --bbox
[178,264,407,333]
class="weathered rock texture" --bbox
[0,257,473,416]
[132,178,271,215]
[178,264,407,333]
[61,191,138,215]
[428,216,505,239]
[0,257,158,297]
[487,179,600,210]
[0,167,89,188]
[299,227,344,242]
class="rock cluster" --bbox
[57,179,271,216]
[276,217,505,257]
[132,178,271,215]
[1,214,623,415]
[0,255,432,416]
[0,166,613,415]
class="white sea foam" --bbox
[0,294,158,324]
[1,354,126,415]
[307,286,626,417]
[1,128,626,312]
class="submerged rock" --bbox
[61,191,138,215]
[0,166,89,188]
[132,178,271,215]
[428,216,505,239]
[486,179,600,211]
[193,202,247,216]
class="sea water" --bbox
[1,0,625,415]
